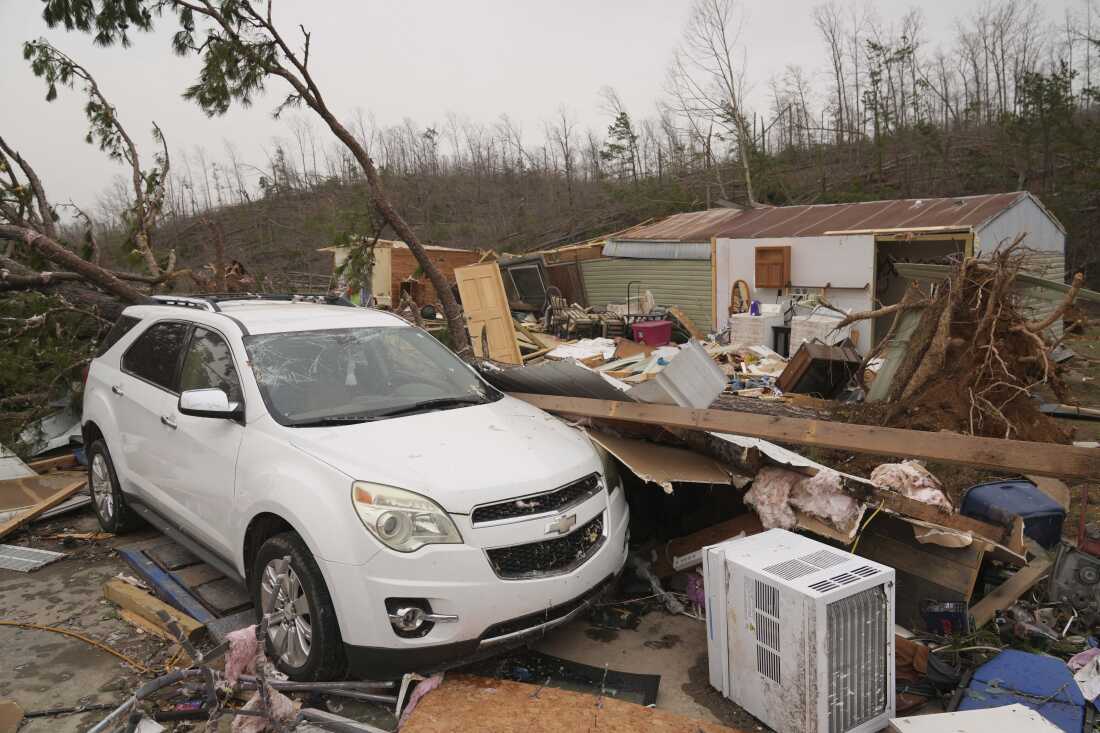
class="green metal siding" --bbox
[580,258,714,331]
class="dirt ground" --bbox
[0,512,173,732]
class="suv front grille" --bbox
[471,474,601,525]
[485,513,604,579]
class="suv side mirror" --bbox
[179,388,243,420]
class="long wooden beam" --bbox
[511,393,1100,480]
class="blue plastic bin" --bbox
[960,479,1065,549]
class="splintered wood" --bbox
[401,675,747,733]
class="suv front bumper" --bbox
[319,488,629,677]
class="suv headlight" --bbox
[352,482,462,552]
[594,443,623,494]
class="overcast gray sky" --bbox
[0,0,1080,211]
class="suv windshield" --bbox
[243,326,499,426]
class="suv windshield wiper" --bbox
[290,415,377,427]
[371,396,487,419]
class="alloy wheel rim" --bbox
[90,453,113,521]
[260,559,312,668]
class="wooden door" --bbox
[454,262,522,364]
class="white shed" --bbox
[712,192,1066,353]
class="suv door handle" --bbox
[160,415,178,429]
[111,385,124,396]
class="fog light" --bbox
[392,606,426,632]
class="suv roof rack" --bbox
[202,293,355,307]
[149,295,222,312]
[147,293,356,312]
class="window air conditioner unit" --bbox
[704,528,895,733]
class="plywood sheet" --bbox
[402,675,746,733]
[587,430,740,492]
[455,262,522,364]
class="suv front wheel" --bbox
[88,439,143,533]
[253,531,347,681]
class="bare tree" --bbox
[666,0,758,206]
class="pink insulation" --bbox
[870,460,952,512]
[225,625,261,686]
[789,468,861,530]
[398,673,444,728]
[743,467,801,529]
[231,687,300,733]
[746,466,862,532]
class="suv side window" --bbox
[179,327,243,403]
[122,321,191,392]
[95,315,142,357]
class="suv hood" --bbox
[286,395,601,514]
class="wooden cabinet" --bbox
[754,245,792,289]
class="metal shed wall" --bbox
[580,258,714,331]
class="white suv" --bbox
[82,295,629,680]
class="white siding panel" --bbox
[975,196,1065,254]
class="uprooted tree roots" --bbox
[850,239,1086,442]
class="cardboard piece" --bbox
[587,430,746,493]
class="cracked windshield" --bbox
[244,327,497,426]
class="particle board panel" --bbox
[401,675,746,733]
[0,473,87,541]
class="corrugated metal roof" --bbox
[713,192,1039,239]
[612,208,746,242]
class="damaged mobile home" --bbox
[2,190,1100,733]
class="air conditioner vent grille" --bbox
[763,558,817,581]
[827,585,889,733]
[851,565,880,578]
[808,579,839,593]
[752,578,782,684]
[801,549,848,569]
[831,572,859,586]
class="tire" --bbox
[252,531,347,681]
[87,439,144,534]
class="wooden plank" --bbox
[455,262,522,364]
[510,394,1100,480]
[119,609,177,643]
[402,675,747,733]
[27,454,80,473]
[103,578,204,639]
[667,306,706,341]
[872,491,1007,545]
[0,473,86,540]
[969,558,1053,628]
[856,522,983,597]
[117,543,217,624]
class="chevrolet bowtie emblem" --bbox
[546,514,577,536]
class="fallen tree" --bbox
[847,239,1087,441]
